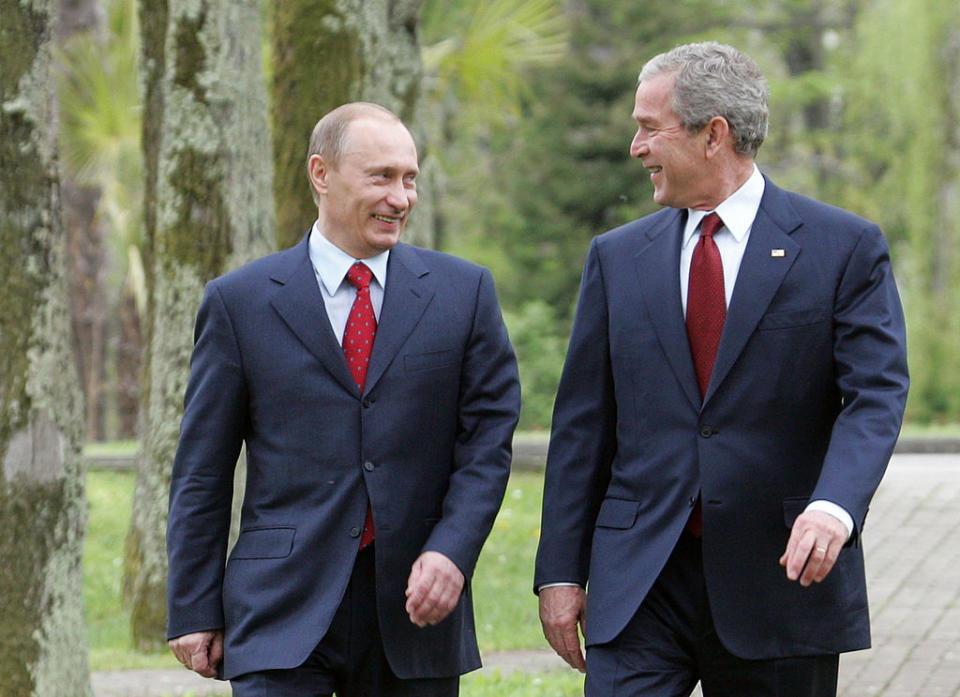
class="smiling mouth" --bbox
[372,213,404,224]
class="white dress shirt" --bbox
[308,222,389,343]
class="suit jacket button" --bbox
[362,398,373,408]
[349,526,361,538]
[363,461,375,471]
[700,426,714,438]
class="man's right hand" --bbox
[538,585,587,673]
[168,630,224,678]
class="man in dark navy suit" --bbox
[166,102,520,696]
[535,42,909,697]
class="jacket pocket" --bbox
[782,496,809,528]
[595,498,640,529]
[229,526,296,560]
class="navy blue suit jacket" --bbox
[534,178,909,659]
[167,236,520,679]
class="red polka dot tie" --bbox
[344,262,377,547]
[344,262,377,393]
[684,212,725,537]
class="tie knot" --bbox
[699,212,723,240]
[345,262,373,290]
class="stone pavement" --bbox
[92,452,960,697]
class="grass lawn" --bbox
[461,669,583,695]
[84,468,556,672]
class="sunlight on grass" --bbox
[472,471,547,651]
[84,469,175,670]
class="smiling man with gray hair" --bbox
[535,42,908,697]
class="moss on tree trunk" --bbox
[0,0,91,694]
[125,0,276,650]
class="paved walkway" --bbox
[92,453,960,697]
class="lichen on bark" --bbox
[0,0,91,694]
[126,0,275,649]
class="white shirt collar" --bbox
[308,222,390,295]
[682,165,765,249]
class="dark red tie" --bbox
[344,262,377,547]
[685,212,725,537]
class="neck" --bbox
[694,155,755,211]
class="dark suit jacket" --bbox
[166,236,520,680]
[534,177,909,659]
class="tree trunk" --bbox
[124,0,276,650]
[0,0,92,695]
[271,0,434,250]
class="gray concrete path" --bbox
[92,452,960,697]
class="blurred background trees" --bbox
[53,0,960,441]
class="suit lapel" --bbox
[634,210,703,411]
[704,182,802,405]
[268,237,359,395]
[363,243,434,395]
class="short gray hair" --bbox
[639,42,769,157]
[306,102,405,204]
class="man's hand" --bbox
[539,585,587,673]
[780,510,850,586]
[405,551,465,627]
[168,630,224,678]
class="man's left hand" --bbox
[780,510,849,586]
[405,551,465,627]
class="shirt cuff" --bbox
[537,582,582,592]
[805,500,854,540]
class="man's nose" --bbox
[630,131,647,158]
[385,179,409,210]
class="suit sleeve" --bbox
[166,282,247,639]
[534,239,616,591]
[421,267,521,578]
[812,223,909,534]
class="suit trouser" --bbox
[231,545,459,697]
[585,530,839,697]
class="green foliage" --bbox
[830,0,960,423]
[503,302,566,430]
[421,0,568,125]
[57,0,145,307]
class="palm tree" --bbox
[58,0,145,441]
[418,0,568,249]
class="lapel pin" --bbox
[771,249,785,257]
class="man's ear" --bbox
[703,116,732,158]
[308,154,329,196]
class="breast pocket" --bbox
[758,308,829,331]
[404,349,459,372]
